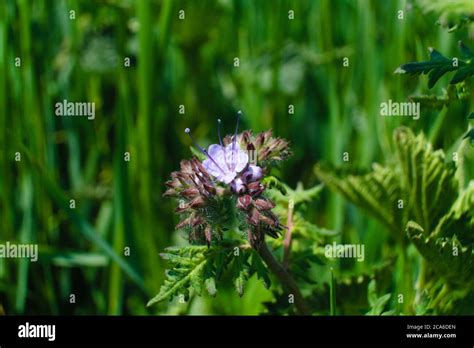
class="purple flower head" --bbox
[185,111,262,186]
[167,111,291,247]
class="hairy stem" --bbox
[257,241,311,315]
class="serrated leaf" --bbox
[407,223,474,289]
[147,246,209,306]
[315,162,405,237]
[316,127,461,242]
[432,182,474,244]
[232,252,249,296]
[250,252,271,289]
[394,128,458,233]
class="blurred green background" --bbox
[0,0,472,315]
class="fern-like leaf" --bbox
[395,42,474,88]
[315,163,405,237]
[394,127,458,233]
[407,221,474,289]
[147,245,273,306]
[147,246,210,306]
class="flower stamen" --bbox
[185,128,227,175]
[217,119,223,146]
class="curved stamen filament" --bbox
[185,128,227,175]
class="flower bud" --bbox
[247,181,265,196]
[237,194,252,210]
[254,198,274,210]
[241,165,263,183]
[230,178,246,194]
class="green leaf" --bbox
[366,280,392,315]
[315,126,463,256]
[415,290,434,315]
[147,246,209,306]
[394,127,458,233]
[148,244,273,306]
[250,251,271,289]
[416,0,474,32]
[266,179,324,207]
[189,146,206,161]
[432,182,474,244]
[315,162,405,237]
[262,175,288,195]
[231,250,249,296]
[407,223,474,289]
[395,42,474,89]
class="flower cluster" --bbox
[164,111,291,248]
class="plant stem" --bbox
[282,201,294,269]
[257,241,311,315]
[430,284,449,311]
[415,259,427,304]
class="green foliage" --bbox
[406,182,474,293]
[395,42,474,89]
[266,180,324,207]
[408,84,471,111]
[414,290,434,315]
[298,260,394,315]
[394,128,458,233]
[463,128,474,143]
[316,127,474,313]
[366,280,395,316]
[407,222,474,289]
[416,0,474,32]
[315,127,460,239]
[147,244,272,306]
[315,163,404,237]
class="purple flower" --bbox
[166,111,291,247]
[185,111,261,186]
[201,142,248,184]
